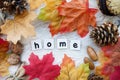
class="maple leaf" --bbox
[95,52,110,80]
[38,0,63,36]
[56,54,90,80]
[102,38,120,57]
[110,66,120,80]
[101,52,120,76]
[0,38,9,52]
[0,38,10,77]
[95,51,120,80]
[23,52,61,80]
[0,11,36,44]
[28,0,44,10]
[0,54,10,77]
[58,0,97,37]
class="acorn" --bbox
[11,41,23,55]
[90,22,119,46]
[7,53,20,65]
[98,0,120,16]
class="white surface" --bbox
[1,0,120,79]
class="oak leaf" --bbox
[56,54,90,80]
[23,52,61,80]
[58,0,97,37]
[1,12,36,44]
[38,0,63,36]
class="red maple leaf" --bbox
[23,52,61,80]
[58,0,97,37]
[101,52,120,76]
[0,38,9,52]
[101,38,120,57]
[110,66,120,80]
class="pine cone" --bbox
[11,41,23,55]
[98,0,120,16]
[88,73,104,80]
[0,0,28,15]
[90,22,119,46]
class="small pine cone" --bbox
[11,41,23,55]
[0,0,28,15]
[98,0,120,16]
[90,22,119,46]
[7,53,20,65]
[88,73,104,80]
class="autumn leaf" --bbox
[0,54,10,77]
[95,51,110,80]
[96,46,120,80]
[1,11,36,44]
[0,38,10,77]
[38,0,63,36]
[110,66,120,80]
[101,38,120,57]
[58,0,97,37]
[23,52,61,80]
[0,38,9,52]
[56,54,90,80]
[38,0,62,21]
[28,0,44,10]
[101,52,120,76]
[95,51,120,80]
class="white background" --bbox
[1,0,120,79]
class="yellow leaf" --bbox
[77,64,90,80]
[38,0,63,36]
[1,11,36,44]
[95,51,110,80]
[56,54,90,80]
[0,53,10,77]
[28,0,44,10]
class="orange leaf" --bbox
[95,51,110,80]
[60,54,75,67]
[0,54,10,77]
[58,0,97,37]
